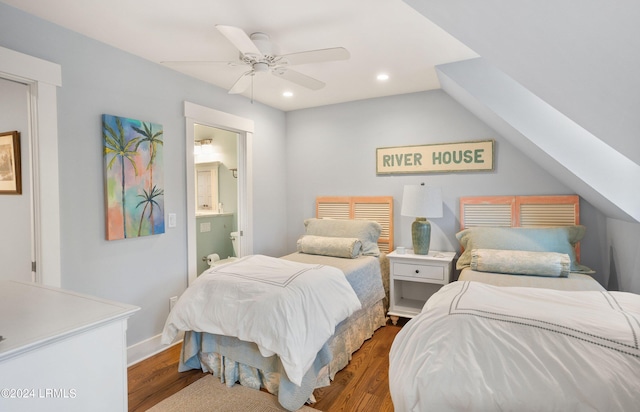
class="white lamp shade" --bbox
[401,185,443,218]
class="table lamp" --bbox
[401,184,443,255]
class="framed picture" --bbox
[0,131,21,194]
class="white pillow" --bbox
[470,249,571,277]
[297,235,362,259]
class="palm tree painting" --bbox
[103,114,164,240]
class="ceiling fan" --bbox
[164,25,350,94]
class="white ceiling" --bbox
[3,0,477,111]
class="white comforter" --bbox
[389,281,640,411]
[161,254,361,386]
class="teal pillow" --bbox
[456,226,593,273]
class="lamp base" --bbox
[411,217,431,255]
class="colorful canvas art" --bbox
[103,114,164,240]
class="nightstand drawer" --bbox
[393,262,444,281]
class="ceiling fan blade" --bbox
[272,68,325,90]
[280,47,350,66]
[228,71,253,94]
[161,60,241,67]
[216,25,262,57]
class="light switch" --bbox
[168,213,177,228]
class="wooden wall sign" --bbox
[376,139,494,175]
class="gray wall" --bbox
[0,2,288,346]
[285,90,607,284]
[0,78,31,282]
[607,219,640,292]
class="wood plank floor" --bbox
[127,319,406,412]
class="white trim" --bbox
[0,47,61,86]
[126,333,184,367]
[239,131,254,256]
[0,46,61,287]
[184,102,254,285]
[184,102,254,134]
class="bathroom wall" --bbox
[196,214,234,275]
[216,132,238,219]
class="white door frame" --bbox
[184,101,253,285]
[0,46,62,287]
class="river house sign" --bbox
[376,139,494,175]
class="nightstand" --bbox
[387,249,456,325]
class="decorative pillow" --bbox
[456,226,593,273]
[297,235,362,259]
[470,249,571,277]
[303,218,382,256]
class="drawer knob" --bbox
[415,269,420,274]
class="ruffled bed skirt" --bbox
[196,299,387,401]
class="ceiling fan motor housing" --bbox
[249,32,274,56]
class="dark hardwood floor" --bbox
[127,319,406,411]
[128,343,207,412]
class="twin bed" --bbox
[389,195,640,411]
[161,196,393,411]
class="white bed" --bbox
[389,280,640,411]
[161,196,393,411]
[389,195,640,411]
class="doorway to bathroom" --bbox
[194,125,238,275]
[184,101,254,286]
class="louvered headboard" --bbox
[316,196,394,254]
[460,195,581,258]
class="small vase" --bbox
[411,217,431,255]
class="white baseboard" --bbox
[127,331,184,367]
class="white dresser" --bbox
[0,281,139,412]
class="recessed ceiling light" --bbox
[377,73,389,81]
[283,91,293,97]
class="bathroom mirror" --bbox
[195,162,219,214]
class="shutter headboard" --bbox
[460,195,581,258]
[316,196,394,254]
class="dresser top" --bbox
[0,280,139,361]
[387,250,456,262]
